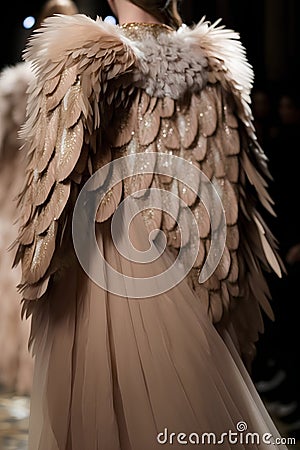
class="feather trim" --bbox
[23,14,253,103]
[22,14,136,77]
[120,17,254,102]
[178,18,254,101]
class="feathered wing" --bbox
[188,19,284,365]
[164,19,284,366]
[13,14,137,318]
[181,82,283,368]
[94,19,284,367]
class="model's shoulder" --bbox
[23,14,131,66]
[31,13,123,39]
[177,17,254,97]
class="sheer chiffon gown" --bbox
[26,213,287,450]
[14,15,288,449]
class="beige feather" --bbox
[21,277,50,301]
[55,120,84,182]
[193,201,210,239]
[192,134,207,162]
[198,87,218,137]
[33,157,56,206]
[46,65,78,111]
[161,178,180,231]
[35,182,71,234]
[254,215,282,278]
[21,221,57,284]
[36,107,60,173]
[226,225,239,251]
[225,155,239,183]
[95,180,123,223]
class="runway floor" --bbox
[0,389,29,450]
[0,385,299,449]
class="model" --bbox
[13,0,288,448]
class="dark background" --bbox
[1,0,299,90]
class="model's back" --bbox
[12,1,287,449]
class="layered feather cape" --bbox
[14,14,283,366]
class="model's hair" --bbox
[128,0,182,29]
[37,0,78,26]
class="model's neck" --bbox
[117,2,163,25]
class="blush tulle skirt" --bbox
[27,212,287,450]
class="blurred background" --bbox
[0,0,300,448]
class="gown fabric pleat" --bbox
[27,209,286,450]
